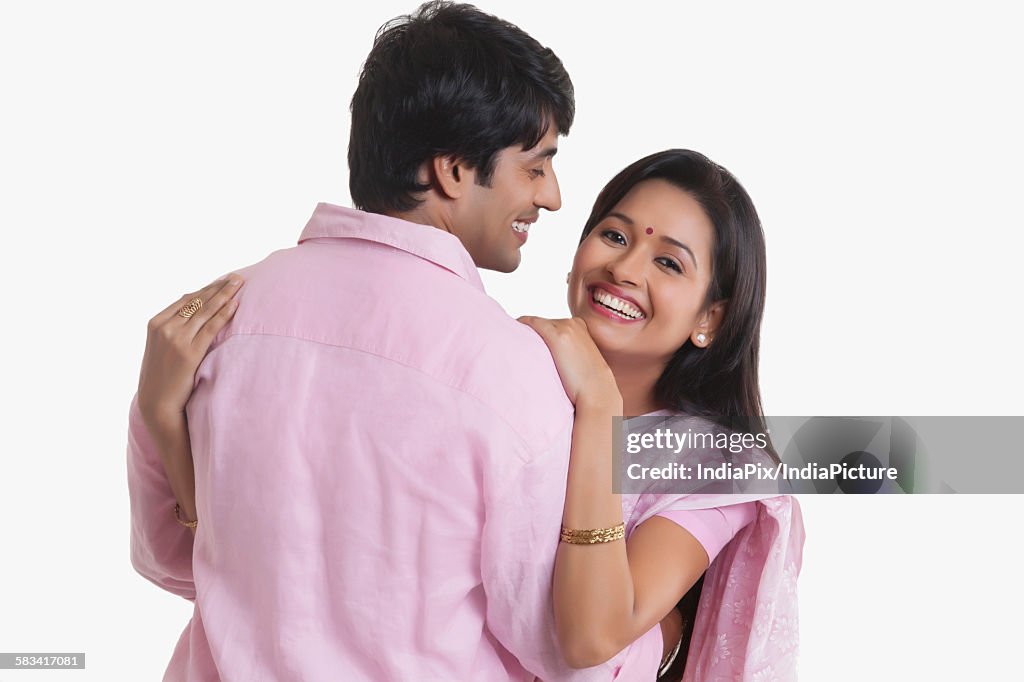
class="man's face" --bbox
[450,125,562,272]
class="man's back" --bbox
[131,206,662,680]
[189,205,572,679]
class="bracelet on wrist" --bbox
[174,503,198,529]
[559,522,625,544]
[657,630,683,678]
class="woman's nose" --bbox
[606,250,643,287]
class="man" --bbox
[128,3,666,679]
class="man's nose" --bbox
[535,167,562,212]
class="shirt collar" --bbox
[298,203,485,291]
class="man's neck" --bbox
[387,205,454,235]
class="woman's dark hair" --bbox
[348,1,575,214]
[583,150,774,680]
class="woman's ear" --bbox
[691,300,727,347]
[431,155,466,200]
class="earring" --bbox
[696,333,707,345]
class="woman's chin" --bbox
[587,326,638,359]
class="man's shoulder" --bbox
[215,240,573,446]
[395,278,574,448]
[454,308,574,437]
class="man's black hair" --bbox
[348,1,575,214]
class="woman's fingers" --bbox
[192,296,240,351]
[137,275,244,421]
[518,316,582,346]
[516,315,615,404]
[148,275,235,327]
[149,288,204,329]
[180,276,244,343]
[517,315,552,336]
[147,275,244,337]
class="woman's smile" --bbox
[587,283,647,322]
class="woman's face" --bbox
[568,178,722,366]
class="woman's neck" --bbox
[606,355,665,417]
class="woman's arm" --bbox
[519,316,709,669]
[136,276,243,530]
[139,412,198,532]
[556,393,709,668]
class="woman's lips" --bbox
[590,283,645,314]
[586,287,646,323]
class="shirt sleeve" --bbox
[655,502,758,564]
[126,394,196,600]
[480,423,663,681]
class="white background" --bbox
[2,1,1022,679]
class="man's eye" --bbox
[529,168,546,178]
[657,257,683,273]
[601,229,626,245]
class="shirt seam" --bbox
[208,330,566,463]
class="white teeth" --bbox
[512,220,531,233]
[592,289,645,320]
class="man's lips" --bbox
[512,217,537,245]
[512,217,538,233]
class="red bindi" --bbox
[645,227,654,235]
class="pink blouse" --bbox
[656,502,758,563]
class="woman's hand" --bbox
[136,275,243,528]
[517,316,619,408]
[137,276,243,432]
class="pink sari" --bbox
[625,494,805,681]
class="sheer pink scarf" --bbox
[626,493,805,681]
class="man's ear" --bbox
[691,300,728,348]
[431,155,467,200]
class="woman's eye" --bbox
[529,168,546,178]
[601,229,626,245]
[657,257,683,273]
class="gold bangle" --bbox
[174,503,198,529]
[559,522,625,545]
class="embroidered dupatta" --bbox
[625,493,804,681]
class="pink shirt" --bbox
[127,204,663,681]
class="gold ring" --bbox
[177,297,203,319]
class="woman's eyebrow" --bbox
[660,235,697,269]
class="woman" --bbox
[137,149,803,680]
